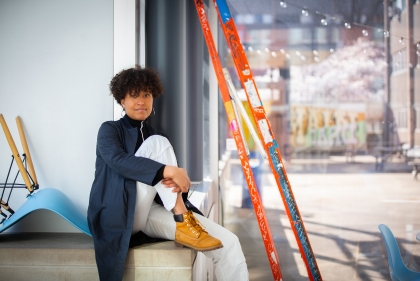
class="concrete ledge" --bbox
[0,181,216,281]
[0,233,195,281]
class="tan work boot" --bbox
[174,211,223,252]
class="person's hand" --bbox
[161,178,181,193]
[163,166,190,193]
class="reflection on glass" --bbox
[219,0,420,280]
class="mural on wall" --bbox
[290,105,366,149]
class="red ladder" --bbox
[200,0,322,280]
[194,1,283,280]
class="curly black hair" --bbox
[110,65,164,105]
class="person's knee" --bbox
[136,135,172,159]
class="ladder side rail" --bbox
[230,97,250,157]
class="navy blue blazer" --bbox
[87,116,165,280]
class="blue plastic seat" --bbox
[0,188,91,236]
[378,224,420,281]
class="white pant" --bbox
[133,135,249,281]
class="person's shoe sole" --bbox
[174,241,224,252]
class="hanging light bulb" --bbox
[314,57,319,62]
[280,1,287,8]
[313,50,318,55]
[330,48,334,53]
[257,49,262,55]
[280,49,286,54]
[302,8,309,17]
[248,46,254,52]
[271,51,277,57]
[362,30,368,36]
[286,53,291,59]
[344,22,351,29]
[265,47,270,52]
[321,17,327,26]
[383,31,390,37]
[399,37,404,44]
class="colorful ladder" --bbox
[194,1,283,280]
[211,0,322,280]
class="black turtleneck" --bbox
[124,114,151,152]
[124,114,165,185]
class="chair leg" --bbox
[412,165,419,180]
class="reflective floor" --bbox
[221,153,420,281]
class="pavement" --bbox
[221,154,420,281]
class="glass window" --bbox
[392,49,407,72]
[219,0,419,280]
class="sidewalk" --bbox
[222,154,420,280]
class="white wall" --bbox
[113,0,137,120]
[0,0,114,232]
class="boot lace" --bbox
[187,212,207,234]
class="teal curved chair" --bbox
[378,224,420,281]
[0,188,91,236]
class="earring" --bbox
[121,107,125,117]
[151,107,156,116]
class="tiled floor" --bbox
[222,154,420,281]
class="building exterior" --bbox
[387,0,420,147]
[227,1,384,155]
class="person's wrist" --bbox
[163,165,175,178]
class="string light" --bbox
[241,1,413,64]
[273,1,404,41]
